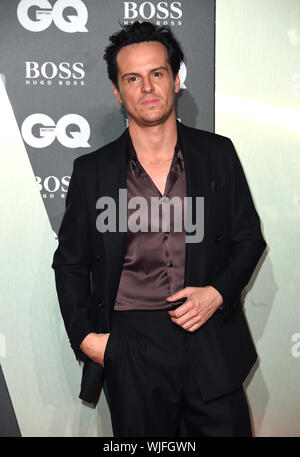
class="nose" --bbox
[141,75,154,93]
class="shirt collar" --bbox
[127,134,183,177]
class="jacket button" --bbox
[98,300,105,307]
[216,233,222,241]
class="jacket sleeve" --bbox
[52,158,94,359]
[210,138,267,316]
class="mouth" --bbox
[140,98,160,106]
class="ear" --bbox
[112,83,123,105]
[174,72,180,94]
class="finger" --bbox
[185,316,209,331]
[185,312,214,331]
[183,314,205,330]
[174,312,204,329]
[169,306,199,326]
[166,287,191,302]
[185,322,203,332]
[168,300,195,318]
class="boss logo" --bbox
[123,1,182,24]
[21,113,91,148]
[25,61,85,86]
[25,62,85,79]
[35,175,70,199]
[17,0,88,33]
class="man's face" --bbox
[113,41,180,127]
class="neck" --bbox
[128,112,178,160]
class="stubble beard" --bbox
[126,95,176,128]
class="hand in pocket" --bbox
[79,332,110,367]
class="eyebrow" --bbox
[121,66,169,80]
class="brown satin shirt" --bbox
[114,135,186,310]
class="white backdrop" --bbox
[216,0,300,437]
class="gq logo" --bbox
[21,114,91,148]
[17,0,88,33]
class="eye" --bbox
[128,75,139,83]
[153,71,163,78]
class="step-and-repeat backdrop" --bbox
[0,0,299,437]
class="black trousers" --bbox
[102,309,252,437]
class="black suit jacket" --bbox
[52,121,266,405]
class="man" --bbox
[52,21,266,437]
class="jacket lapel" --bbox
[177,122,211,287]
[96,129,129,308]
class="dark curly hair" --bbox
[103,21,184,88]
